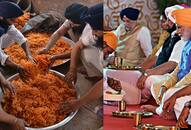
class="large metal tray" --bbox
[0,70,80,130]
[112,111,153,118]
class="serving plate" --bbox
[107,65,141,71]
[142,124,180,130]
[112,111,153,118]
[104,89,126,101]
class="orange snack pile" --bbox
[13,12,30,30]
[2,56,77,128]
[20,55,51,79]
[4,32,71,66]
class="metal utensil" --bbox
[118,100,126,112]
[133,112,143,127]
[2,70,79,130]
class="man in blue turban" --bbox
[61,3,103,83]
[0,2,32,129]
[114,7,152,66]
[38,3,89,55]
[59,4,104,124]
[0,1,35,77]
[103,7,152,104]
[120,7,140,21]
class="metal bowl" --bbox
[51,36,75,67]
[0,70,80,130]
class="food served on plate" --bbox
[107,77,122,93]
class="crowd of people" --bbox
[1,0,191,129]
[0,1,103,130]
[104,3,191,129]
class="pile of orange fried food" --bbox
[4,32,71,67]
[2,55,77,128]
[2,12,76,128]
[13,12,30,30]
[11,12,72,67]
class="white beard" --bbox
[182,36,190,41]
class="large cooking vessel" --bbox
[0,70,79,130]
[51,36,75,68]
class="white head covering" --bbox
[165,5,184,23]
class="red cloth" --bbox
[104,105,176,130]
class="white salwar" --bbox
[155,86,191,125]
[0,25,27,66]
[81,46,103,77]
[151,40,186,104]
[103,69,163,104]
[61,20,103,77]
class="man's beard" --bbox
[182,36,190,41]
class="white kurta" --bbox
[151,40,187,103]
[0,25,26,66]
[62,19,79,42]
[113,23,152,57]
[155,86,191,125]
[103,39,186,104]
[80,24,103,77]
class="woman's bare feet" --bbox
[141,105,158,114]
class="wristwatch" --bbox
[184,101,191,109]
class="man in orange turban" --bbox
[173,8,191,29]
[103,31,117,59]
[141,8,191,129]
